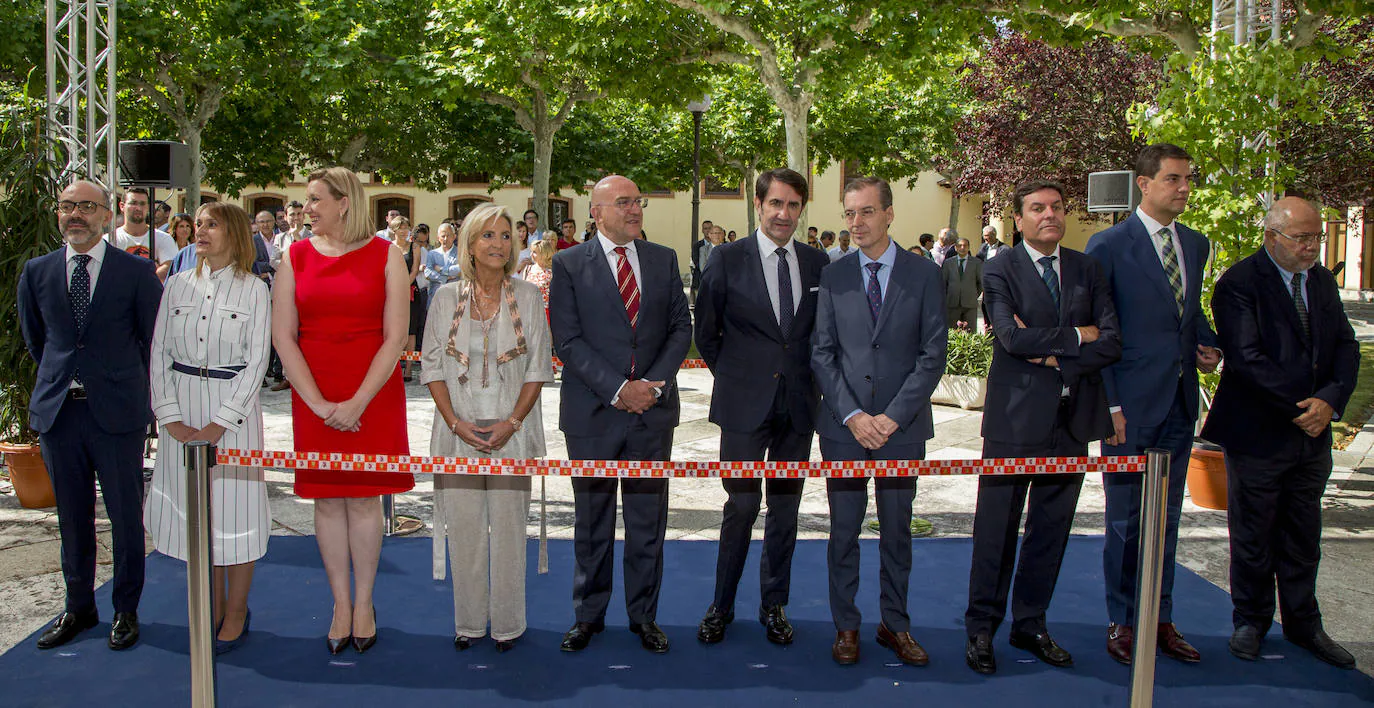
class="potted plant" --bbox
[1186,378,1228,510]
[0,80,63,508]
[932,327,993,410]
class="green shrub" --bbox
[945,328,993,378]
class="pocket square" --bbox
[809,287,819,292]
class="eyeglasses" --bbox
[1271,228,1327,246]
[843,207,880,222]
[595,197,649,211]
[56,200,108,215]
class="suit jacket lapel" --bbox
[82,253,115,339]
[793,248,820,339]
[587,240,631,329]
[47,252,80,335]
[1013,246,1058,319]
[746,236,786,342]
[873,253,904,340]
[1255,252,1307,343]
[1128,217,1179,324]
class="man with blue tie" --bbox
[964,180,1121,674]
[1203,197,1359,669]
[1086,144,1221,665]
[812,176,947,666]
[693,168,829,646]
[550,175,692,654]
[18,180,162,650]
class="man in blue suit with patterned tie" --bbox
[18,180,162,651]
[1085,144,1221,665]
[811,177,947,667]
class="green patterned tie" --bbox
[1158,228,1184,316]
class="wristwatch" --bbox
[507,416,523,431]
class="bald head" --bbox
[1263,196,1323,273]
[57,180,113,250]
[1265,197,1321,233]
[589,175,643,245]
[64,179,111,208]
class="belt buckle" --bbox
[198,366,210,378]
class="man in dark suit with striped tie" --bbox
[549,175,692,654]
[1202,197,1359,669]
[18,179,162,651]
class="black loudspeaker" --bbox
[117,140,193,189]
[1087,170,1141,213]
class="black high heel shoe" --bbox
[352,607,377,654]
[454,636,474,651]
[327,606,351,655]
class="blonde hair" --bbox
[531,237,557,264]
[456,204,518,282]
[306,167,371,244]
[388,215,410,232]
[194,202,256,276]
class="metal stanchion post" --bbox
[185,440,218,708]
[1129,448,1171,708]
[382,493,396,536]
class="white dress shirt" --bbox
[597,233,643,286]
[1135,207,1188,296]
[66,238,108,293]
[756,230,802,327]
[1022,238,1062,283]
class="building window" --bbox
[704,175,742,198]
[450,196,493,224]
[371,195,413,232]
[451,171,492,185]
[246,193,287,219]
[527,198,573,235]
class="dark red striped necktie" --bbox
[615,246,640,328]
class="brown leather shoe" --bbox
[1158,623,1201,663]
[832,630,860,665]
[876,623,929,666]
[1107,623,1133,665]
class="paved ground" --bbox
[2,300,1372,676]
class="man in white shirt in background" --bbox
[827,230,858,262]
[376,208,401,240]
[113,188,177,282]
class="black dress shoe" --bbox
[560,621,604,652]
[495,638,516,653]
[1009,629,1072,667]
[36,610,99,650]
[630,622,670,654]
[1229,624,1261,661]
[1288,628,1356,669]
[351,607,378,654]
[454,636,475,651]
[108,612,139,651]
[759,605,794,645]
[697,605,733,644]
[966,633,997,675]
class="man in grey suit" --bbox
[812,176,947,667]
[549,175,692,654]
[942,237,983,328]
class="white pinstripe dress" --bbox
[144,265,272,564]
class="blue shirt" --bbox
[856,238,898,299]
[423,245,462,289]
[168,243,198,277]
[1264,245,1309,309]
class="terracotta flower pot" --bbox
[0,441,56,509]
[1187,443,1227,511]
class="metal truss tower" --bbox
[44,0,118,197]
[1211,0,1283,208]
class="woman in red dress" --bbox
[271,166,413,655]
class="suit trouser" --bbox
[820,436,923,633]
[435,474,531,641]
[39,398,147,615]
[566,422,673,625]
[711,381,811,612]
[1103,378,1192,626]
[1226,441,1331,639]
[946,306,979,328]
[965,414,1085,638]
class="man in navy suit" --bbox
[693,168,829,646]
[1202,197,1359,669]
[964,180,1121,674]
[811,177,947,666]
[549,175,692,654]
[18,180,162,650]
[1085,143,1221,665]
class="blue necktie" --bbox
[70,254,92,384]
[865,262,883,322]
[1292,272,1310,341]
[1038,255,1060,311]
[775,247,794,337]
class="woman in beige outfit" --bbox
[421,203,552,652]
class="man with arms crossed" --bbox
[812,177,947,666]
[694,168,829,646]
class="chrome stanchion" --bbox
[382,493,397,536]
[185,441,218,708]
[1129,448,1171,708]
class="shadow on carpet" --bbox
[3,536,1371,707]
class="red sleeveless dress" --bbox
[290,237,413,498]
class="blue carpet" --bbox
[3,535,1371,707]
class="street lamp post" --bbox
[687,95,711,303]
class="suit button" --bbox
[872,344,879,349]
[773,373,779,379]
[77,343,85,349]
[864,375,872,381]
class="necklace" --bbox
[468,280,504,387]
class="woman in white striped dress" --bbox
[144,201,272,654]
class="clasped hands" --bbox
[847,412,899,450]
[615,379,665,415]
[448,417,518,453]
[164,421,228,445]
[308,398,365,433]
